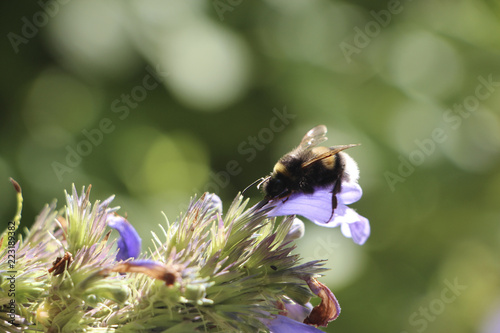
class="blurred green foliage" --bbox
[1,1,500,332]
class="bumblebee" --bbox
[252,125,359,217]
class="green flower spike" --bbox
[1,183,339,332]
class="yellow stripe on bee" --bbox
[311,147,336,169]
[273,162,291,177]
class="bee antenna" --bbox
[242,177,264,195]
[242,176,271,195]
[257,176,270,190]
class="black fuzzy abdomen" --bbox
[300,153,343,193]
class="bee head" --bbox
[262,172,289,198]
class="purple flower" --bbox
[262,314,325,333]
[260,276,340,332]
[282,300,313,322]
[283,218,306,243]
[107,213,141,261]
[267,181,370,245]
[205,192,223,214]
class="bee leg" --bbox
[328,180,341,222]
[278,191,292,204]
[255,192,291,211]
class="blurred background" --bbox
[1,0,500,332]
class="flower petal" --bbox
[283,218,306,243]
[337,181,362,205]
[281,300,313,322]
[340,213,370,245]
[268,187,337,225]
[262,315,326,333]
[107,213,141,261]
[304,277,341,326]
[205,193,223,214]
[266,183,370,244]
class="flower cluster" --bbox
[0,178,366,332]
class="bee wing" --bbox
[301,144,360,168]
[297,125,328,151]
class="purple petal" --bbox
[314,207,370,245]
[268,188,337,225]
[262,315,326,333]
[283,218,306,243]
[107,214,141,261]
[123,259,162,269]
[205,193,223,214]
[283,301,313,322]
[337,182,362,205]
[267,183,370,245]
[340,213,370,245]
